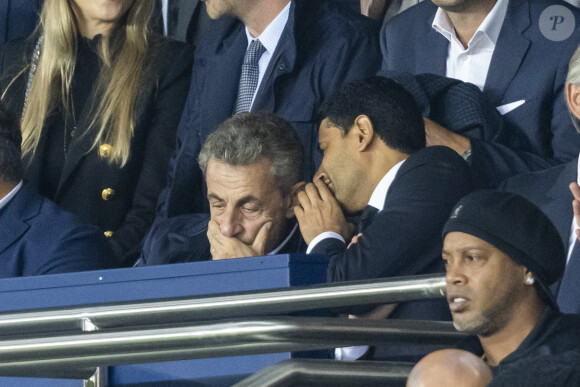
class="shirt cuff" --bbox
[306,231,346,254]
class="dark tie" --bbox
[358,205,379,233]
[557,240,580,313]
[234,39,266,114]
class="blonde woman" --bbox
[0,0,193,265]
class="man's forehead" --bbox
[443,232,497,253]
[205,159,277,199]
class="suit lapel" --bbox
[199,20,246,137]
[0,185,39,256]
[416,7,447,75]
[252,1,296,113]
[175,0,199,40]
[545,160,578,245]
[482,0,531,106]
[55,95,97,198]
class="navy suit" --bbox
[0,0,41,54]
[500,159,579,312]
[311,146,474,360]
[137,214,305,265]
[0,184,115,277]
[381,0,580,187]
[156,0,381,218]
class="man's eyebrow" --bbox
[237,195,262,206]
[207,193,223,201]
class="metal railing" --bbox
[234,359,415,387]
[0,274,446,337]
[0,274,453,384]
[0,317,462,379]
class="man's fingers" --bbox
[304,182,322,202]
[314,177,338,203]
[296,188,311,210]
[570,182,580,200]
[252,221,272,256]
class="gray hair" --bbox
[198,113,303,194]
[567,44,580,132]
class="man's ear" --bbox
[352,114,375,151]
[286,181,306,218]
[566,83,580,122]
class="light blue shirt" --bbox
[244,1,291,108]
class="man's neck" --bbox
[478,299,545,367]
[443,0,498,48]
[360,147,408,210]
[0,181,16,200]
[241,0,291,37]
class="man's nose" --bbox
[445,261,467,287]
[218,208,241,238]
[314,167,328,184]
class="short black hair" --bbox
[319,76,425,154]
[0,101,22,183]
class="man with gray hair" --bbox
[138,113,305,264]
[501,44,580,314]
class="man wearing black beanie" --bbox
[441,190,580,382]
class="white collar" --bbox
[244,1,291,55]
[367,160,406,212]
[432,0,509,48]
[268,221,298,255]
[0,181,23,211]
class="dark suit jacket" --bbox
[156,0,381,218]
[0,36,194,264]
[0,0,41,54]
[500,159,576,248]
[381,0,580,187]
[311,146,474,359]
[137,214,305,265]
[0,184,115,276]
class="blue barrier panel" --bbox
[0,254,328,386]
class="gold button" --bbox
[101,188,116,201]
[99,144,113,158]
[104,231,114,238]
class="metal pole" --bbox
[0,274,446,338]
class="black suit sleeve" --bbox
[312,147,474,283]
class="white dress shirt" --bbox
[0,181,23,211]
[432,0,509,91]
[244,1,291,108]
[307,160,406,253]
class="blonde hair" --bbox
[17,0,154,166]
